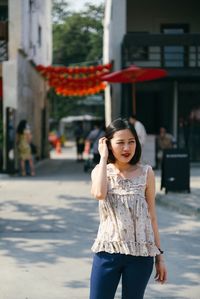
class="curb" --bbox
[34,158,49,169]
[0,173,10,179]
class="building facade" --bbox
[0,0,52,172]
[103,0,200,162]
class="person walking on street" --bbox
[74,123,85,162]
[156,127,174,169]
[129,114,147,147]
[16,120,35,176]
[86,123,105,164]
[89,118,167,299]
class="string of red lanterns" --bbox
[36,63,112,96]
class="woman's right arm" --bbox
[91,137,108,200]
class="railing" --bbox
[122,33,200,69]
[0,21,8,62]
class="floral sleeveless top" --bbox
[91,163,160,256]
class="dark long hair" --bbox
[105,118,141,164]
[17,120,27,135]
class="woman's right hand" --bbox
[98,137,109,160]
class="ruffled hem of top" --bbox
[91,240,160,257]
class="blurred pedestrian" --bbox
[74,123,85,162]
[86,122,105,164]
[129,114,147,147]
[178,117,187,149]
[89,118,167,299]
[16,120,35,176]
[156,127,174,168]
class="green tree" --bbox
[52,2,104,65]
[50,1,105,122]
[48,89,78,122]
[52,0,70,24]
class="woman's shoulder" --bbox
[107,163,118,175]
[92,163,117,175]
[139,164,154,176]
[91,163,115,180]
[140,163,152,170]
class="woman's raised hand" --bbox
[98,137,109,160]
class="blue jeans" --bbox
[90,251,153,299]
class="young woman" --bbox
[90,118,167,299]
[17,120,35,176]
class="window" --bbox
[161,24,189,67]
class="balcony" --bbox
[122,33,200,77]
[0,21,8,62]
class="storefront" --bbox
[121,79,200,162]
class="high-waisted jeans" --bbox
[90,251,153,299]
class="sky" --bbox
[68,0,104,11]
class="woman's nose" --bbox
[123,143,130,150]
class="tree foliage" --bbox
[52,0,70,24]
[52,2,104,65]
[50,1,105,123]
[48,89,78,120]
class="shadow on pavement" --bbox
[0,193,99,263]
[146,207,200,299]
[0,152,200,298]
[8,158,91,182]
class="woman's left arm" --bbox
[145,167,167,284]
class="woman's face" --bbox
[110,129,136,163]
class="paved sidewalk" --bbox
[0,144,199,299]
[155,167,200,217]
[55,142,200,217]
[1,143,199,217]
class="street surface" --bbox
[0,146,199,299]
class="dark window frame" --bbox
[124,31,149,64]
[161,23,190,68]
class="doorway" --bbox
[136,90,173,135]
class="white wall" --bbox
[17,51,48,156]
[2,60,18,110]
[8,0,21,59]
[3,0,52,169]
[103,0,112,125]
[103,0,126,124]
[9,0,52,65]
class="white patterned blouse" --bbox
[91,163,160,257]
